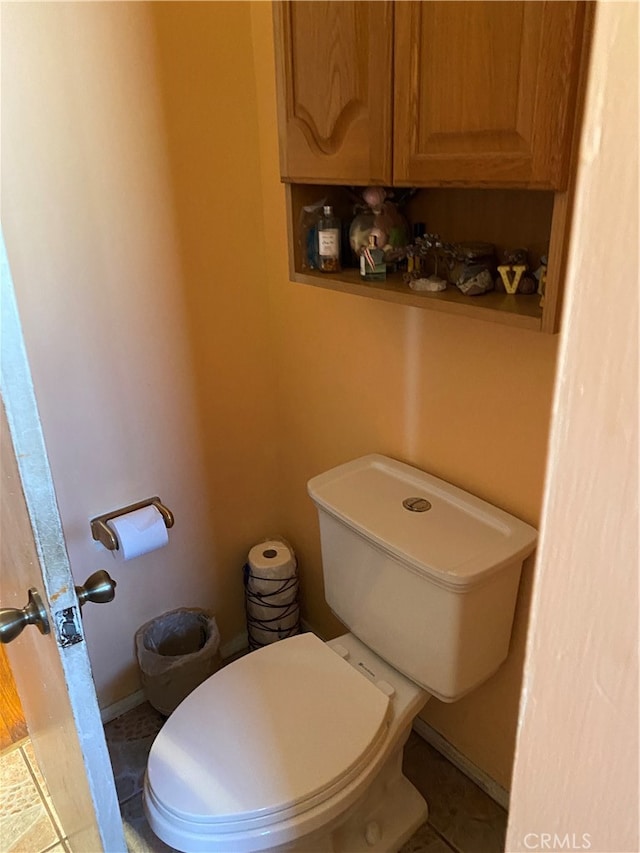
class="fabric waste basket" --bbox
[135,608,221,715]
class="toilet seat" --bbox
[145,633,391,834]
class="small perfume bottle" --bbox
[360,234,386,281]
[317,205,341,273]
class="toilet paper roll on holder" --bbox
[90,497,174,552]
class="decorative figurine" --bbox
[403,233,451,292]
[422,233,449,290]
[407,223,426,275]
[496,248,537,295]
[349,187,410,269]
[360,234,386,282]
[534,254,548,307]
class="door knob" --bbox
[75,570,117,608]
[0,588,51,644]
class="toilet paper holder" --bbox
[90,497,174,552]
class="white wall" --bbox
[506,3,639,851]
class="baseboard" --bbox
[100,689,146,724]
[301,617,318,637]
[220,630,248,660]
[100,630,249,724]
[412,717,510,810]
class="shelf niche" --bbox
[285,184,568,333]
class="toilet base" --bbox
[289,754,428,853]
[144,634,432,853]
[146,737,427,853]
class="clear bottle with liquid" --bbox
[317,205,341,273]
[360,234,386,281]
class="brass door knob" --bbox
[75,570,117,608]
[0,588,50,644]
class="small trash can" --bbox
[135,608,221,716]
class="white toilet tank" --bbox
[308,454,537,702]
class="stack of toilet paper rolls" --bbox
[244,539,300,650]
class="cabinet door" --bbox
[273,1,393,185]
[394,1,586,189]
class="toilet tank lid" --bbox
[307,455,537,589]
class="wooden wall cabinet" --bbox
[273,1,593,334]
[274,1,393,185]
[275,1,587,190]
[394,2,586,189]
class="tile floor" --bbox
[105,702,508,853]
[1,702,507,853]
[0,738,69,853]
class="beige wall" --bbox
[507,3,639,850]
[250,2,557,789]
[4,0,561,791]
[2,1,279,707]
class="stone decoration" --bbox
[457,267,495,296]
[409,277,448,292]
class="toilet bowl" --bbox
[144,632,429,853]
[144,454,537,853]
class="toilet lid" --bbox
[146,633,390,826]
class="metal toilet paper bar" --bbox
[90,497,174,552]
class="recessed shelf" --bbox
[285,184,560,333]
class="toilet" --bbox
[144,454,536,853]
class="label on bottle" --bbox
[318,228,339,257]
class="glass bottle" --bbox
[317,205,341,273]
[360,234,386,282]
